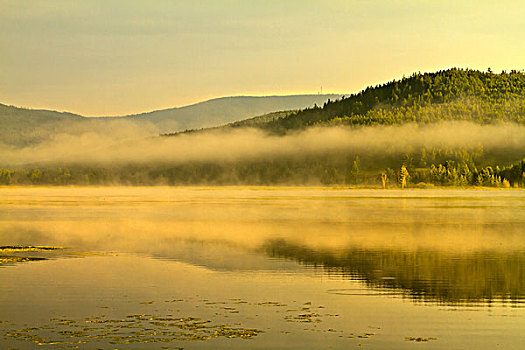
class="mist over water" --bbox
[1,121,525,167]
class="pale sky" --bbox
[1,0,524,116]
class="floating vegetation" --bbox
[4,314,263,348]
[0,256,47,265]
[405,336,437,342]
[229,298,249,304]
[357,332,376,339]
[285,312,322,323]
[285,303,324,323]
[0,245,64,267]
[258,301,288,307]
[0,245,111,269]
[0,245,63,252]
[1,297,377,348]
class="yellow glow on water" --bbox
[0,186,524,349]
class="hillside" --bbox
[0,104,85,147]
[0,94,339,146]
[163,69,525,138]
[259,69,525,132]
[166,69,520,135]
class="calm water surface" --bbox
[0,187,523,349]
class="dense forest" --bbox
[261,68,525,132]
[2,69,524,187]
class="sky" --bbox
[1,0,524,116]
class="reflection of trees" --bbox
[263,239,524,306]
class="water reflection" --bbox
[1,188,525,349]
[263,239,524,306]
[1,187,524,307]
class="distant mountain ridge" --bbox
[114,95,341,131]
[0,94,340,146]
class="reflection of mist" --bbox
[0,226,301,273]
[5,223,523,305]
[263,239,525,306]
[2,121,525,167]
[2,221,524,305]
[1,187,524,306]
[149,238,304,273]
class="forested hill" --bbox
[257,69,525,132]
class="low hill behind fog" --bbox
[0,94,340,147]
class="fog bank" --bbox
[1,121,524,167]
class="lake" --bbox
[0,187,523,349]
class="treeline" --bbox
[1,153,524,188]
[411,159,525,188]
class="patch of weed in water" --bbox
[229,298,248,304]
[0,245,66,267]
[257,301,288,307]
[284,302,323,323]
[405,336,437,342]
[2,298,380,347]
[357,332,376,339]
[4,313,263,347]
[0,256,47,265]
[0,246,63,252]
